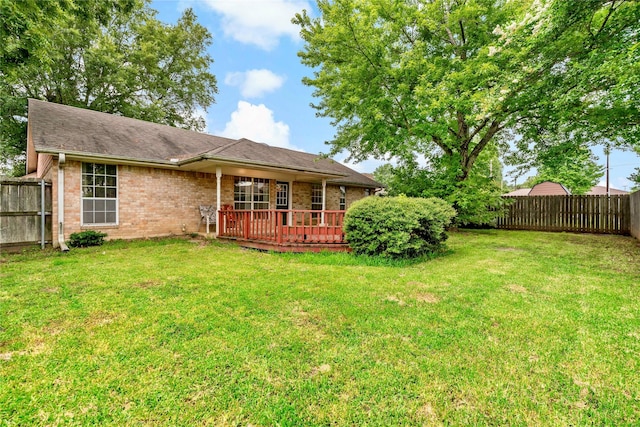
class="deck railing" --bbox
[218,209,346,244]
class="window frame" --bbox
[81,162,118,226]
[234,177,271,210]
[339,186,346,210]
[311,184,323,210]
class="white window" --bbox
[364,188,371,196]
[234,177,270,210]
[339,186,346,210]
[311,184,323,210]
[82,163,117,225]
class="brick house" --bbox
[25,100,381,249]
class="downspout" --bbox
[40,179,46,249]
[215,167,222,237]
[57,153,69,252]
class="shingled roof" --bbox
[27,99,381,187]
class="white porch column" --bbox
[321,178,327,225]
[215,167,222,237]
[288,180,293,225]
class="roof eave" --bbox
[35,147,180,168]
[200,154,348,178]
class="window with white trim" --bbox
[82,163,117,225]
[364,188,371,196]
[311,184,323,210]
[339,186,346,210]
[234,177,270,210]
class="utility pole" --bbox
[605,146,610,196]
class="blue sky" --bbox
[151,0,638,191]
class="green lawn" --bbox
[1,230,639,425]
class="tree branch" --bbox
[468,117,490,142]
[433,135,452,156]
[468,119,501,168]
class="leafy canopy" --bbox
[294,0,639,195]
[0,0,217,175]
[374,145,505,226]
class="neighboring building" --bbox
[505,183,628,197]
[503,188,532,197]
[528,181,571,196]
[25,99,381,248]
[585,185,629,195]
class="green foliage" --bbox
[630,168,640,192]
[295,0,639,193]
[510,142,604,194]
[373,148,506,226]
[0,0,217,175]
[68,230,107,248]
[343,196,456,259]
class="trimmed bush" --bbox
[68,230,107,248]
[343,196,456,259]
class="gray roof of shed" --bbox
[28,99,380,187]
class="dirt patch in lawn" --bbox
[310,364,331,377]
[416,293,440,303]
[407,281,427,287]
[133,280,162,289]
[385,295,406,306]
[506,284,527,293]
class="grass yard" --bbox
[1,230,640,425]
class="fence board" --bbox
[0,178,52,252]
[498,195,630,235]
[631,191,640,240]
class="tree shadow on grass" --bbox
[274,246,453,267]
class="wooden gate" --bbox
[0,178,52,252]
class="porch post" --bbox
[215,167,222,237]
[288,180,292,225]
[321,178,327,225]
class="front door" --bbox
[276,181,289,225]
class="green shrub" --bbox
[68,230,107,248]
[343,196,456,259]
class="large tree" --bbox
[294,0,639,189]
[1,0,217,175]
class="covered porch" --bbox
[216,209,349,252]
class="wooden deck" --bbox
[217,209,349,252]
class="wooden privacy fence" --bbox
[631,190,640,240]
[497,195,630,235]
[0,178,52,252]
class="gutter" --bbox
[57,153,69,252]
[36,148,348,179]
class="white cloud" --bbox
[225,69,286,98]
[218,101,294,149]
[201,0,310,50]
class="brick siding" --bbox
[49,160,373,247]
